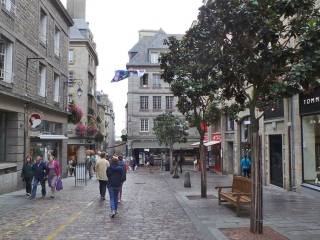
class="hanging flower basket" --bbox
[87,125,98,137]
[68,103,83,124]
[75,123,87,137]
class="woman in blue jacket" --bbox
[107,156,124,218]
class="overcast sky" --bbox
[61,0,203,138]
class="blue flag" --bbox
[111,70,129,83]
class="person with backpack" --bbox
[21,155,34,197]
[106,156,124,218]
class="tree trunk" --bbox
[200,139,207,198]
[250,112,263,234]
[170,145,174,174]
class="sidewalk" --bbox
[163,167,320,240]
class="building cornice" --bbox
[70,39,99,65]
[51,0,74,26]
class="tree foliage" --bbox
[198,0,320,113]
[153,113,188,147]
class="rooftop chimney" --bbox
[67,0,86,19]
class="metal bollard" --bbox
[184,171,191,188]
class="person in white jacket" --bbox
[95,152,110,200]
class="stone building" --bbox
[66,0,99,163]
[104,95,115,156]
[96,91,116,155]
[126,29,199,164]
[0,0,73,193]
[202,0,320,192]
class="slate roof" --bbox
[127,30,183,67]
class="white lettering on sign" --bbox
[304,97,320,105]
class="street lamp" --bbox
[77,85,83,97]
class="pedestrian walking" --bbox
[240,154,251,178]
[107,156,124,218]
[21,155,34,197]
[30,155,47,199]
[179,153,185,174]
[118,155,127,203]
[95,152,110,200]
[68,155,76,177]
[89,150,97,179]
[47,153,61,198]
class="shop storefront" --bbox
[300,88,320,187]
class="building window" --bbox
[226,115,234,131]
[153,96,161,110]
[39,10,47,45]
[140,74,148,87]
[0,37,13,83]
[166,96,174,109]
[38,64,46,97]
[68,49,74,64]
[140,96,149,110]
[152,74,161,88]
[150,52,160,64]
[67,94,73,104]
[54,27,60,57]
[302,115,320,186]
[140,119,149,132]
[68,71,74,85]
[53,74,60,102]
[0,112,6,162]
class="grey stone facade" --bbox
[0,0,73,193]
[126,29,199,162]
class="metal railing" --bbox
[74,162,87,186]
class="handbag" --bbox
[56,177,63,191]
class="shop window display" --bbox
[302,115,320,186]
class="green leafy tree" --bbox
[196,0,320,233]
[160,31,221,197]
[153,113,188,172]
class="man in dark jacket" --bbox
[107,156,124,218]
[30,155,47,199]
[117,155,127,203]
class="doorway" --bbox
[269,135,283,187]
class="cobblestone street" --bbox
[0,168,203,240]
[0,167,320,240]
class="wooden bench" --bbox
[215,176,251,216]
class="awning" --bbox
[190,140,221,147]
[39,134,68,140]
[204,140,221,146]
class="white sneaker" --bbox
[110,210,116,218]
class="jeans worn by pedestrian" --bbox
[99,180,107,199]
[31,178,46,198]
[24,177,33,195]
[108,187,120,212]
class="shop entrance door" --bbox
[269,135,283,187]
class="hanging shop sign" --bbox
[29,113,42,130]
[300,87,320,115]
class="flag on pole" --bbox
[111,70,129,83]
[111,69,146,83]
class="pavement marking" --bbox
[45,211,82,240]
[87,200,94,207]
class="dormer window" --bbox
[150,52,160,64]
